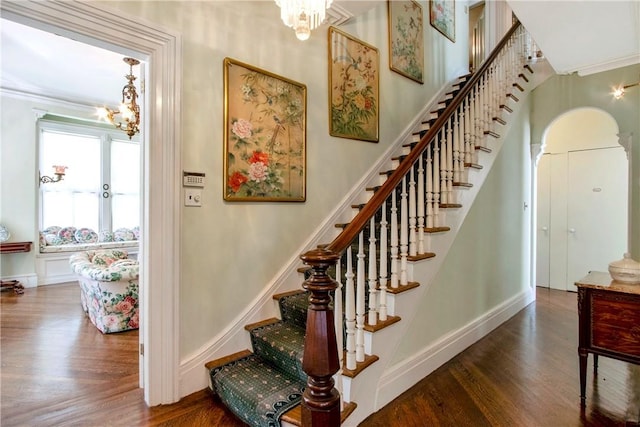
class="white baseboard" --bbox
[1,273,38,288]
[375,287,536,411]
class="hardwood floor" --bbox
[1,285,638,426]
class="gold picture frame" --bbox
[430,0,455,43]
[223,57,307,202]
[328,27,379,142]
[388,0,424,84]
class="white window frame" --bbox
[37,118,141,234]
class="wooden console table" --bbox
[0,241,32,294]
[0,241,32,254]
[575,271,640,401]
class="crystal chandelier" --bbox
[97,57,141,139]
[274,0,333,41]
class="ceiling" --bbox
[1,1,638,107]
[507,0,640,76]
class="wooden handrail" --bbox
[326,20,521,255]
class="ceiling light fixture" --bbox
[274,0,333,41]
[97,57,141,139]
[611,77,639,100]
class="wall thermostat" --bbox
[183,171,205,187]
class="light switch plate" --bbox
[184,189,202,207]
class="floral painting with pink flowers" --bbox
[329,27,379,142]
[223,58,307,201]
[430,0,455,43]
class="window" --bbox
[38,119,140,233]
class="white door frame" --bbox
[1,0,182,405]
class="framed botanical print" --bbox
[223,57,306,202]
[388,0,424,84]
[328,26,379,142]
[430,0,455,43]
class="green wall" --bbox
[1,1,470,358]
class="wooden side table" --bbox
[575,271,640,401]
[0,241,32,294]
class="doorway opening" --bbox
[1,1,181,405]
[535,107,629,291]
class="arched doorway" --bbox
[536,107,628,291]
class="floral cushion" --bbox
[69,250,138,281]
[114,228,135,242]
[75,227,98,243]
[43,225,62,235]
[57,226,77,243]
[99,230,114,242]
[90,250,129,267]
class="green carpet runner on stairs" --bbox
[209,291,309,427]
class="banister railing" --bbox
[300,20,530,426]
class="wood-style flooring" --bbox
[1,284,638,426]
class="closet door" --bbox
[536,153,551,287]
[566,147,628,289]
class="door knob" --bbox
[542,226,548,232]
[569,228,576,233]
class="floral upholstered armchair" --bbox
[69,249,139,334]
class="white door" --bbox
[536,154,551,287]
[566,147,628,289]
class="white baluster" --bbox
[417,155,425,254]
[440,123,447,205]
[426,148,433,229]
[408,165,417,257]
[464,97,472,171]
[344,246,356,370]
[378,202,388,321]
[399,176,408,286]
[356,232,365,362]
[453,110,461,186]
[433,138,440,227]
[446,119,454,205]
[390,190,399,289]
[367,217,377,326]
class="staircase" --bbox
[205,21,537,426]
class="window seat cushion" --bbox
[40,240,138,253]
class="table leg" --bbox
[579,349,588,401]
[593,354,598,374]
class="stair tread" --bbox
[245,317,280,332]
[209,353,305,427]
[407,252,436,262]
[424,226,451,233]
[250,320,307,383]
[363,314,401,332]
[342,353,380,378]
[205,349,253,371]
[386,281,420,294]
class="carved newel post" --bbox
[300,247,341,426]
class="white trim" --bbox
[375,288,535,411]
[575,54,640,77]
[0,0,182,405]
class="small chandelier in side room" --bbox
[274,0,333,41]
[98,57,141,139]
